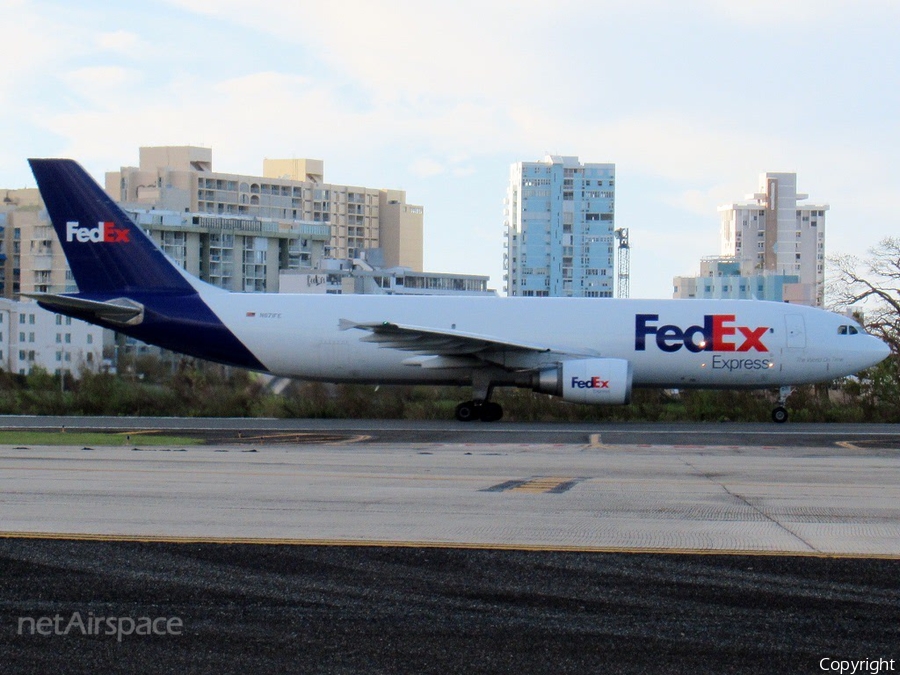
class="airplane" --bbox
[26,158,891,423]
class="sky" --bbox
[3,0,899,298]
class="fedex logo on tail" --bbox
[635,314,769,353]
[66,221,130,244]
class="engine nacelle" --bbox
[532,358,633,405]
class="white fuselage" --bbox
[205,292,887,389]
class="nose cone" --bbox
[869,337,892,368]
[838,335,892,378]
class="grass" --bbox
[0,431,203,447]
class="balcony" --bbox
[31,254,54,271]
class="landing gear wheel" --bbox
[455,400,481,422]
[479,401,503,423]
[772,406,789,424]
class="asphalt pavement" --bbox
[1,538,898,674]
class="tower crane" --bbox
[614,227,630,299]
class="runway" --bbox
[3,419,900,672]
[2,420,900,556]
[4,414,900,447]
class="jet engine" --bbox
[532,358,633,405]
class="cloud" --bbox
[212,71,311,97]
[62,66,137,101]
[0,2,76,104]
[40,69,418,181]
[668,187,739,219]
[702,0,900,25]
[410,158,445,177]
[166,0,552,103]
[451,166,476,177]
[97,30,142,54]
[153,1,899,199]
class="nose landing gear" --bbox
[772,386,793,423]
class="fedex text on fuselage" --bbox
[635,314,770,353]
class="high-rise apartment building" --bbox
[107,146,424,272]
[1,182,331,297]
[674,172,827,306]
[718,172,827,306]
[1,193,105,376]
[1,188,74,298]
[504,155,615,297]
[2,147,474,303]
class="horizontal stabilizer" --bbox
[26,294,145,327]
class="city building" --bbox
[718,172,826,306]
[0,298,104,376]
[126,208,331,293]
[504,155,615,297]
[107,146,424,274]
[279,252,494,296]
[1,193,104,378]
[1,188,74,298]
[674,172,827,306]
[3,146,427,298]
[673,256,801,301]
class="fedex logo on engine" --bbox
[635,314,769,353]
[571,376,610,389]
[65,221,130,244]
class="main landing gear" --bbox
[455,400,503,422]
[455,374,503,422]
[772,386,793,423]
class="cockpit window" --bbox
[838,325,860,335]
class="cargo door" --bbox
[785,314,806,349]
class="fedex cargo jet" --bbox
[27,159,890,423]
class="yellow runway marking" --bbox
[1,531,898,559]
[328,434,372,445]
[508,476,576,494]
[836,440,861,450]
[231,432,371,444]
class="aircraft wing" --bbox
[339,319,579,371]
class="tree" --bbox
[829,237,900,419]
[829,237,900,352]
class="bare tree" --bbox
[829,237,900,419]
[829,236,900,353]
